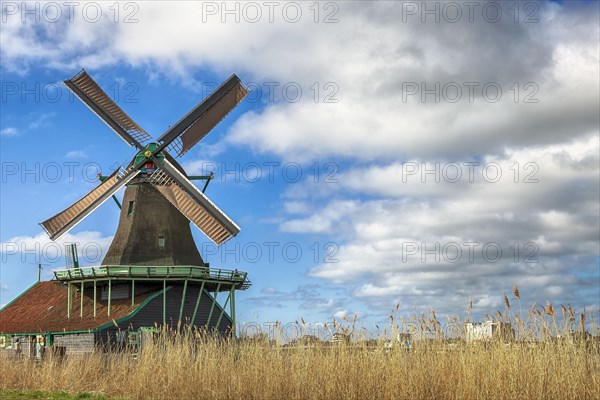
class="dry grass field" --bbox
[1,299,599,400]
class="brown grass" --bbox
[1,303,599,400]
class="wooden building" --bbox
[465,321,514,342]
[1,70,252,358]
[0,266,249,357]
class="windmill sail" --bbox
[41,70,247,247]
[150,159,240,245]
[157,74,248,157]
[40,168,140,240]
[64,70,151,147]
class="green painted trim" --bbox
[201,173,214,193]
[93,282,97,318]
[204,288,234,326]
[107,279,112,317]
[0,281,39,312]
[61,276,244,290]
[93,286,172,332]
[70,244,79,269]
[7,329,95,336]
[205,283,221,329]
[215,289,232,329]
[80,281,84,318]
[53,265,249,290]
[231,288,236,338]
[162,280,166,325]
[118,286,172,321]
[48,329,94,335]
[178,279,188,324]
[111,194,122,209]
[67,283,71,318]
[190,280,206,326]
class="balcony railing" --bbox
[53,265,250,289]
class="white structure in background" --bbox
[465,321,514,342]
[330,333,350,345]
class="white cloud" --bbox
[2,1,598,318]
[261,287,281,295]
[0,113,56,139]
[27,112,56,130]
[182,159,218,176]
[280,135,600,314]
[2,2,598,162]
[1,231,114,267]
[283,201,311,215]
[223,2,599,162]
[65,150,88,159]
[281,200,359,234]
[0,127,18,137]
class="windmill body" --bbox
[0,71,251,357]
[102,153,205,266]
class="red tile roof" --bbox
[0,281,151,334]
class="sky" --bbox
[0,1,599,333]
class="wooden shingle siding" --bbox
[101,282,129,300]
[53,333,95,355]
[0,281,236,355]
[92,283,234,348]
[127,283,233,333]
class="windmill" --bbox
[41,70,248,251]
[0,70,251,353]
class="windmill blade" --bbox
[150,158,240,245]
[157,74,248,157]
[40,167,141,240]
[64,70,151,149]
[154,183,238,245]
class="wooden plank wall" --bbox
[53,333,95,355]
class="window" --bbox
[127,201,135,216]
[158,236,165,249]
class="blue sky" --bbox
[1,1,598,331]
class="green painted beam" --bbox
[108,279,112,317]
[230,287,236,339]
[190,281,206,327]
[80,281,84,318]
[201,174,213,193]
[110,194,122,209]
[99,175,122,209]
[215,288,232,329]
[60,276,246,291]
[163,280,166,325]
[70,244,80,269]
[95,286,172,332]
[178,279,188,324]
[205,283,221,329]
[53,265,249,288]
[67,283,71,319]
[93,282,97,318]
